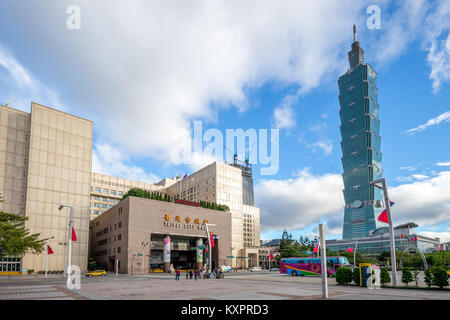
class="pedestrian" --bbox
[185,269,189,279]
[175,268,180,281]
[189,269,193,279]
[194,269,198,281]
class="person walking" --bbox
[194,269,198,281]
[175,268,180,281]
[185,269,189,280]
[189,269,193,279]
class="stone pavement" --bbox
[0,285,87,300]
[1,273,449,300]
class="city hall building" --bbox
[0,101,260,274]
[89,196,232,273]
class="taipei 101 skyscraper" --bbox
[338,26,385,240]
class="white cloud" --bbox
[418,231,450,243]
[307,139,333,155]
[400,165,417,171]
[411,174,429,180]
[273,103,296,130]
[404,111,450,134]
[436,162,450,166]
[255,169,344,232]
[93,143,160,184]
[424,1,450,93]
[390,171,450,227]
[256,170,450,238]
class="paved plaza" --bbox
[0,272,449,300]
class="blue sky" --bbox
[1,1,449,242]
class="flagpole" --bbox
[45,236,54,279]
[45,239,49,279]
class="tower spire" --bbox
[348,24,364,69]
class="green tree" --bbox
[0,207,45,258]
[380,267,391,286]
[431,266,449,289]
[430,252,450,267]
[401,267,413,287]
[88,257,97,271]
[424,268,433,287]
[336,267,353,285]
[352,267,360,285]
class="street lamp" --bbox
[44,236,55,278]
[370,178,397,287]
[58,203,74,286]
[203,222,217,271]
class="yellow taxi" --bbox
[86,270,107,277]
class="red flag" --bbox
[71,226,77,242]
[346,247,354,253]
[210,234,215,248]
[47,245,54,255]
[313,243,318,253]
[438,244,441,251]
[269,252,274,259]
[378,210,389,223]
[183,173,187,179]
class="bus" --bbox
[280,256,351,277]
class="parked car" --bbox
[250,266,262,272]
[269,267,280,272]
[219,266,232,273]
[86,270,106,277]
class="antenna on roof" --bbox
[353,24,357,42]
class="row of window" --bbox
[91,187,123,196]
[92,203,114,209]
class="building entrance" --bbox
[150,234,218,271]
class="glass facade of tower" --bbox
[338,37,385,240]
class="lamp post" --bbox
[354,241,358,268]
[204,222,217,271]
[45,236,54,278]
[58,204,74,286]
[370,178,397,287]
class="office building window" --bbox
[95,187,101,193]
[118,191,123,196]
[102,204,107,209]
[103,189,109,194]
[94,203,99,208]
[111,190,116,195]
